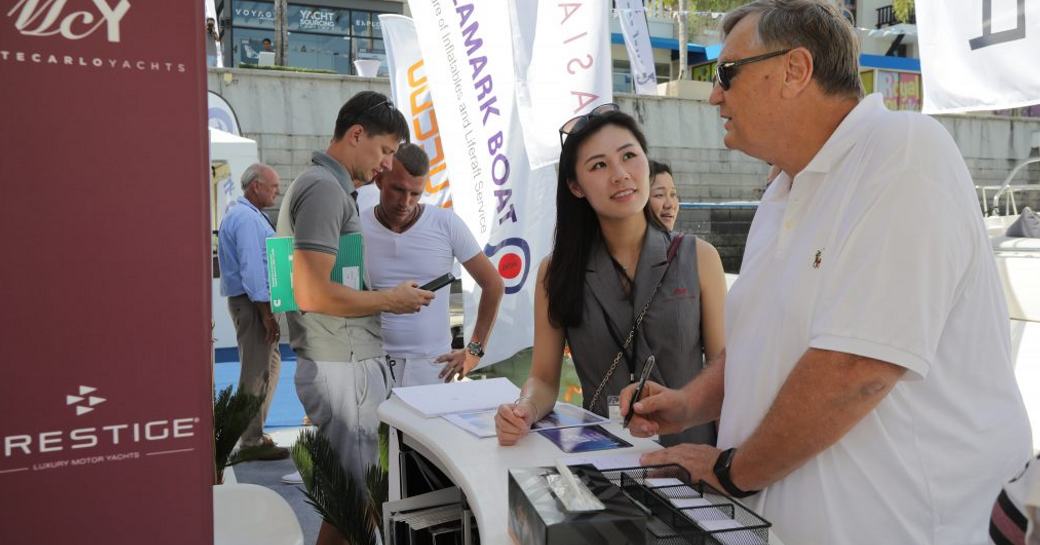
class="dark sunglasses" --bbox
[714,49,791,91]
[558,103,621,146]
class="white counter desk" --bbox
[378,394,785,545]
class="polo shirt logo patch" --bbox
[673,287,688,297]
[813,249,823,269]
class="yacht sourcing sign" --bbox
[1,1,213,544]
[916,0,1040,113]
[407,0,573,366]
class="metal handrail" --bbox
[985,157,1040,216]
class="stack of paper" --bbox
[392,377,520,417]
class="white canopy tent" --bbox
[210,127,260,351]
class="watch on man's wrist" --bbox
[712,448,760,499]
[466,340,485,358]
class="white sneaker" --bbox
[281,471,303,485]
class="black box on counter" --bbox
[507,465,647,545]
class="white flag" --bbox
[917,0,1040,113]
[380,15,453,208]
[408,0,558,366]
[511,1,613,169]
[616,0,658,96]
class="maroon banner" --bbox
[0,1,214,544]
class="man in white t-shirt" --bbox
[362,143,504,385]
[622,2,1032,544]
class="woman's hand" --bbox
[495,398,538,446]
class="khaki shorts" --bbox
[294,356,392,480]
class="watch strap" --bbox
[712,448,759,499]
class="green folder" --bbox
[266,233,365,313]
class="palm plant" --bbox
[212,384,263,484]
[651,0,751,79]
[291,428,389,545]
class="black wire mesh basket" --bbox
[596,464,771,545]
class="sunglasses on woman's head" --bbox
[713,49,791,91]
[366,98,396,111]
[558,103,621,146]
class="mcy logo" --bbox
[67,385,106,416]
[7,0,131,43]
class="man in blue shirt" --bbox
[217,162,288,460]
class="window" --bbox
[228,2,392,76]
[288,33,351,74]
[232,27,274,66]
[353,37,388,77]
[353,11,372,38]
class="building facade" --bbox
[218,0,405,76]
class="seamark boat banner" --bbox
[406,0,570,366]
[381,14,454,209]
[917,0,1040,114]
[0,0,213,543]
[615,0,659,96]
[511,0,613,170]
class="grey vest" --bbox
[275,165,383,363]
[566,227,716,447]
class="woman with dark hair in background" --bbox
[648,160,680,231]
[495,105,727,447]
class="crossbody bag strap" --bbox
[587,234,685,411]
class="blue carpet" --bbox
[214,358,306,428]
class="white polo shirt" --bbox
[720,94,1032,545]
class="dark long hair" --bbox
[546,111,651,329]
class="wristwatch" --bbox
[712,448,760,499]
[466,340,485,358]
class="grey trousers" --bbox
[295,356,393,481]
[227,294,281,446]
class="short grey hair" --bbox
[722,0,863,98]
[395,142,430,177]
[240,163,269,190]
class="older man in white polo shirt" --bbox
[622,2,1032,544]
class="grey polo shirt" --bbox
[276,151,382,362]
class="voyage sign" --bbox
[1,1,213,544]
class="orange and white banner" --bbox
[380,14,453,208]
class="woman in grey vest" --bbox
[495,106,727,447]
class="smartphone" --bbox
[419,272,455,292]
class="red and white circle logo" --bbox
[483,237,531,295]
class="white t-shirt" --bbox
[721,94,1032,545]
[356,183,379,212]
[361,206,481,358]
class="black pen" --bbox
[623,355,656,429]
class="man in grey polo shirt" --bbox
[276,90,433,545]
